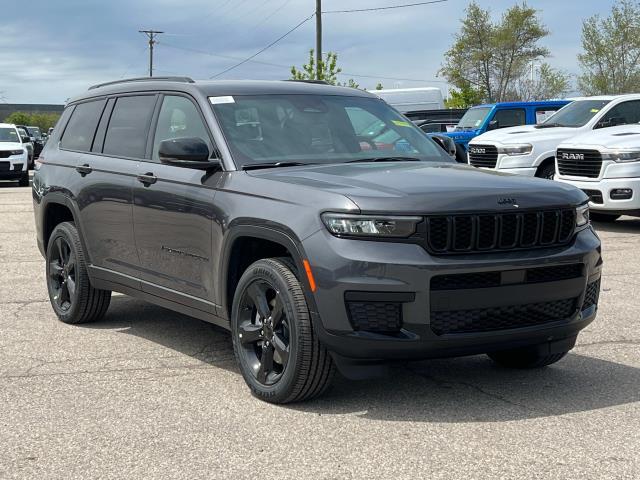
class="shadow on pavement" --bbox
[87,296,639,422]
[591,217,640,234]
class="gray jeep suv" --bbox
[33,77,601,403]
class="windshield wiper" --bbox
[242,161,314,171]
[347,156,422,163]
[534,122,567,129]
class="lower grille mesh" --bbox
[347,302,402,333]
[582,279,601,310]
[430,298,577,335]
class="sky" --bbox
[0,0,620,104]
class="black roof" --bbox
[68,78,376,104]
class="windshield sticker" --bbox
[475,120,482,127]
[590,108,600,113]
[209,96,235,105]
[392,120,411,127]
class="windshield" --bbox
[0,127,19,143]
[28,127,42,139]
[456,107,491,130]
[210,94,448,167]
[539,100,611,128]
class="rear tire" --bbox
[488,349,568,369]
[46,222,111,324]
[536,162,556,180]
[231,258,335,404]
[590,212,620,223]
[18,171,29,187]
[455,144,467,163]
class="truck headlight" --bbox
[576,203,589,228]
[601,150,640,163]
[321,213,422,238]
[497,144,533,156]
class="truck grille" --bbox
[425,209,576,254]
[468,144,498,168]
[0,151,12,159]
[430,298,577,335]
[557,149,602,178]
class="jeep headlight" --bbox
[601,149,640,163]
[576,203,590,228]
[497,144,533,156]
[321,213,422,238]
[10,149,24,156]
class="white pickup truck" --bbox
[555,124,640,222]
[467,94,640,179]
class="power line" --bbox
[210,13,315,78]
[160,41,447,84]
[323,0,448,14]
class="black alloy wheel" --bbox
[237,280,291,385]
[48,235,77,312]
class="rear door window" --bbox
[492,108,526,128]
[60,99,107,152]
[103,95,157,158]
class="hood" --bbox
[471,125,580,145]
[558,124,640,150]
[0,142,24,151]
[248,162,586,214]
[442,130,478,143]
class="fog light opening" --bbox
[610,188,633,200]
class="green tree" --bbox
[513,63,572,101]
[375,82,384,90]
[440,1,550,102]
[578,0,640,95]
[445,82,485,108]
[290,49,360,88]
[5,112,31,126]
[4,111,60,131]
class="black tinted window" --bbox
[600,100,640,127]
[492,109,526,128]
[60,100,106,152]
[103,95,156,158]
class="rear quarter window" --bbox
[60,100,107,152]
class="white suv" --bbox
[555,123,640,222]
[467,95,640,179]
[0,123,29,186]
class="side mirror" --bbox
[487,120,499,131]
[21,136,30,144]
[159,137,221,170]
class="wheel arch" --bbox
[535,156,557,177]
[219,223,317,321]
[40,193,91,264]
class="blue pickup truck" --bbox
[443,100,571,162]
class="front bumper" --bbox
[0,156,28,179]
[557,165,640,215]
[304,227,601,360]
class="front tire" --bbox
[536,162,556,180]
[590,212,620,223]
[231,258,335,404]
[46,222,111,324]
[488,349,568,369]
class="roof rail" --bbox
[88,76,195,90]
[285,79,330,85]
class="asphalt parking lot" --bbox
[1,178,639,480]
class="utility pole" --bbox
[315,0,322,80]
[139,29,163,77]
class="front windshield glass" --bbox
[28,127,42,139]
[0,127,19,143]
[210,94,447,167]
[456,107,491,130]
[539,100,611,128]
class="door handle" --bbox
[137,172,157,185]
[76,164,92,175]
